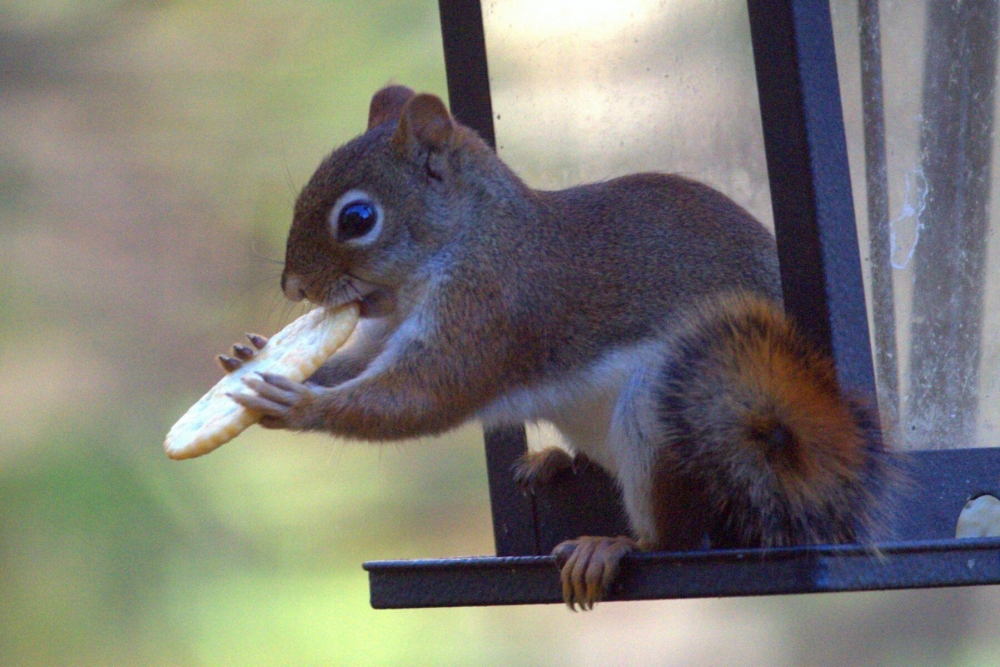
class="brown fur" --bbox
[651,294,891,549]
[366,85,416,129]
[229,87,893,607]
[265,87,780,440]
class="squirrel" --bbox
[227,85,894,610]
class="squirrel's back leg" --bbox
[550,357,703,609]
[550,295,894,608]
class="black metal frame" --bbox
[363,0,1000,608]
[368,538,1000,608]
[367,448,1000,608]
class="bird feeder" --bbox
[365,0,1000,607]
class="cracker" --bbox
[164,304,359,460]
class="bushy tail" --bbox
[652,293,894,550]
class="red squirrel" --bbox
[227,85,893,610]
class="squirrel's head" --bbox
[281,85,500,317]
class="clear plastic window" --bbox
[484,0,1000,450]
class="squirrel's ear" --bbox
[392,93,454,156]
[367,85,416,130]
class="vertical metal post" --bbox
[908,0,998,449]
[438,0,496,148]
[859,0,899,436]
[746,0,877,399]
[438,0,538,556]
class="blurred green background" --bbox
[3,1,1000,665]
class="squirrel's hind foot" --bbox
[552,535,636,611]
[512,447,589,494]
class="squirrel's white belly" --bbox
[477,339,666,476]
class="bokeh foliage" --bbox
[4,1,1000,666]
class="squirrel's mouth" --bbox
[323,274,391,317]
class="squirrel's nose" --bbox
[281,272,307,302]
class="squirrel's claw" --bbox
[217,334,266,374]
[232,344,255,361]
[552,535,636,611]
[246,333,268,350]
[217,355,242,373]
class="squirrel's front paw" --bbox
[228,372,322,431]
[552,535,636,611]
[216,333,269,373]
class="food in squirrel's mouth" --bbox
[163,303,359,460]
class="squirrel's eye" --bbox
[329,190,383,245]
[336,200,380,243]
